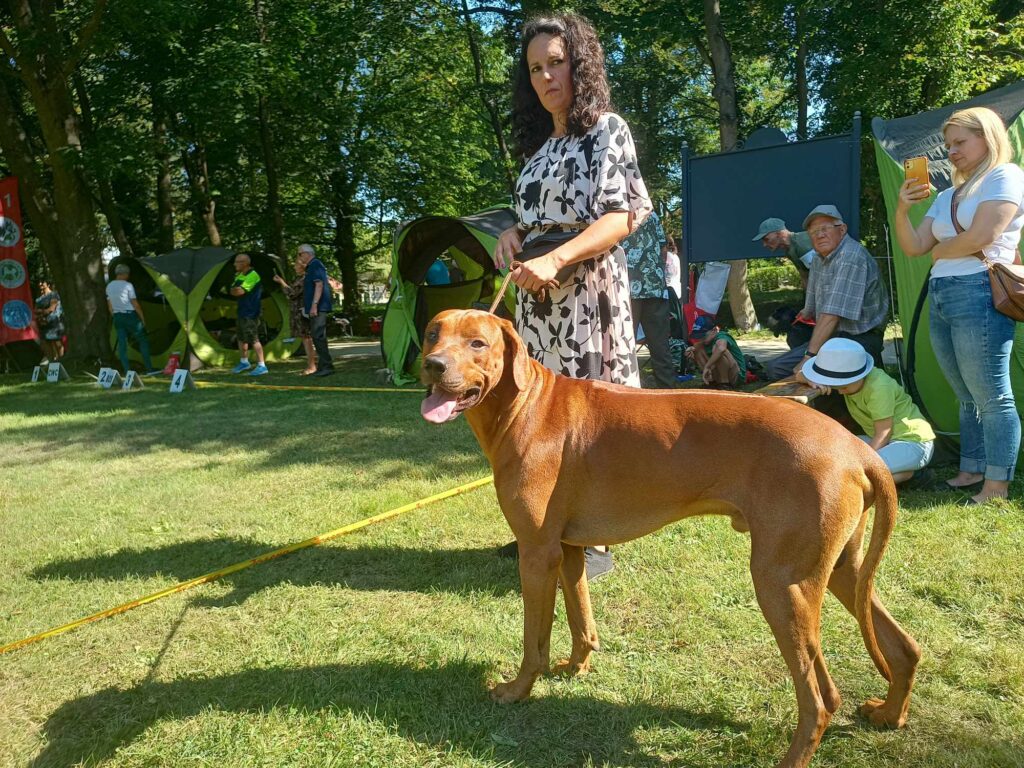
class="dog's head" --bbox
[765,306,800,337]
[419,309,531,423]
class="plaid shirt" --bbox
[803,235,888,334]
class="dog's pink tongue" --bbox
[421,390,459,423]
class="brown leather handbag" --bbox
[951,193,1024,321]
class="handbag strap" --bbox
[949,190,987,262]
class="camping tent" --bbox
[382,207,517,384]
[107,248,300,369]
[872,80,1024,437]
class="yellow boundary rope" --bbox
[0,475,494,656]
[195,381,418,393]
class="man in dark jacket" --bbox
[298,244,335,377]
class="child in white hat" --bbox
[802,338,935,484]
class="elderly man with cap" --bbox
[764,204,889,381]
[299,243,336,377]
[751,217,815,288]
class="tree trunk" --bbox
[73,73,134,259]
[1,0,112,360]
[152,98,176,253]
[253,0,286,260]
[182,142,222,246]
[0,74,62,268]
[795,5,808,139]
[329,168,361,317]
[702,0,757,331]
[459,0,516,197]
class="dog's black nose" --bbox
[423,354,447,375]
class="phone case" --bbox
[904,156,929,188]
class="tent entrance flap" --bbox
[383,206,517,385]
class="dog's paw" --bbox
[858,697,908,729]
[488,680,531,703]
[550,658,590,678]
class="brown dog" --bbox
[420,309,919,768]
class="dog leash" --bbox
[488,262,561,313]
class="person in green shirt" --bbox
[686,314,746,386]
[751,217,814,288]
[801,338,935,484]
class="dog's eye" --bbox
[426,329,439,343]
[470,339,487,350]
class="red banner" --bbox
[0,177,36,345]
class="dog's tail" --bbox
[856,458,897,682]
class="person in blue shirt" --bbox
[230,253,268,376]
[425,258,451,285]
[299,244,335,377]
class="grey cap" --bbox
[802,204,845,230]
[752,217,786,241]
[114,263,131,276]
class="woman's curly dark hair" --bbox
[512,13,612,160]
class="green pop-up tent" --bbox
[872,80,1024,438]
[381,206,517,385]
[108,248,300,369]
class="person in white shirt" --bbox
[894,106,1024,505]
[106,263,159,376]
[664,234,682,301]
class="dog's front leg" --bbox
[490,542,562,703]
[552,542,598,677]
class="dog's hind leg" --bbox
[552,543,599,677]
[490,541,562,703]
[751,562,832,768]
[827,550,920,728]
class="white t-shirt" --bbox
[926,163,1024,278]
[106,279,138,313]
[664,250,682,298]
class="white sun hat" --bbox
[801,337,874,387]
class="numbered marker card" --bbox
[30,365,41,383]
[96,367,122,389]
[46,362,70,382]
[169,369,195,393]
[121,370,144,390]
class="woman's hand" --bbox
[896,178,931,212]
[273,274,288,287]
[510,253,561,293]
[493,225,524,269]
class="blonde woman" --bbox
[895,107,1024,504]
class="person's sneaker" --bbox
[249,364,269,376]
[584,547,614,582]
[232,361,252,374]
[312,368,335,377]
[142,369,162,377]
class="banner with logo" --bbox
[0,177,36,345]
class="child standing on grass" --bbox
[802,338,935,484]
[685,315,746,387]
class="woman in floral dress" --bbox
[493,13,652,387]
[492,13,652,578]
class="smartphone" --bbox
[903,156,929,189]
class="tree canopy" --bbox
[2,0,1022,354]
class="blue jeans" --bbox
[929,273,1020,481]
[113,311,154,374]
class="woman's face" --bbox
[527,34,573,119]
[944,124,988,177]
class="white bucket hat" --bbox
[801,338,874,387]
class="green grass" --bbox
[1,355,1022,768]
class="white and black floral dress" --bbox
[514,112,652,385]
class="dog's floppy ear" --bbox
[500,317,531,391]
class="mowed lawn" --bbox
[1,356,1022,768]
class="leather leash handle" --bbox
[488,261,560,313]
